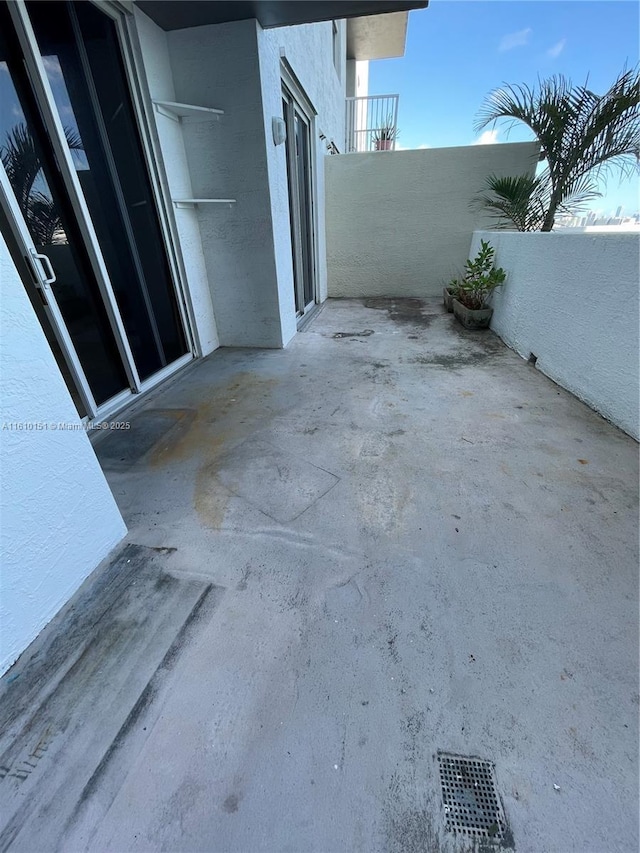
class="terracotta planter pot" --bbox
[443,287,456,313]
[452,298,493,330]
[374,139,393,151]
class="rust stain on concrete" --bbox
[146,372,280,528]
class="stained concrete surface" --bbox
[2,299,638,852]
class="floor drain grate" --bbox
[437,753,506,840]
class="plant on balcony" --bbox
[451,239,506,329]
[474,68,640,231]
[372,117,399,151]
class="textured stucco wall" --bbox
[0,235,126,676]
[258,20,346,337]
[261,20,345,152]
[133,8,220,357]
[326,142,540,297]
[165,20,286,348]
[136,13,347,348]
[471,229,640,439]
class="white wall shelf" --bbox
[153,100,224,122]
[173,199,236,209]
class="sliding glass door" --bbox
[0,1,190,418]
[283,86,316,320]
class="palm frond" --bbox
[474,173,549,231]
[1,122,84,244]
[474,67,640,230]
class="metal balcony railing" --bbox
[345,94,400,153]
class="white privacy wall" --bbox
[325,142,540,297]
[0,234,126,676]
[132,9,219,357]
[472,230,640,440]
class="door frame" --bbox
[97,0,200,358]
[3,0,196,422]
[8,0,142,398]
[281,58,320,322]
[0,162,99,417]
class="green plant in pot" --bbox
[443,277,459,313]
[452,239,506,329]
[372,117,399,150]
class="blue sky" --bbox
[369,0,640,215]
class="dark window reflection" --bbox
[28,0,188,380]
[0,7,129,405]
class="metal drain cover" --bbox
[437,753,506,840]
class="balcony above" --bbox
[136,0,428,32]
[345,94,399,152]
[346,11,411,60]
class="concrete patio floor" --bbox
[1,298,638,853]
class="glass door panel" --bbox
[27,0,188,381]
[0,5,128,406]
[294,111,314,310]
[283,87,316,319]
[282,95,304,317]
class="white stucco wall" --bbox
[356,60,369,98]
[132,9,219,357]
[346,60,368,102]
[135,12,347,349]
[471,229,640,440]
[258,19,346,337]
[325,142,540,298]
[261,20,346,152]
[164,20,287,348]
[0,235,126,676]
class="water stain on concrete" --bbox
[407,345,505,369]
[193,451,232,530]
[146,372,280,529]
[363,297,440,328]
[408,353,488,369]
[333,330,375,339]
[96,409,196,471]
[222,793,241,813]
[447,322,506,353]
[150,372,279,469]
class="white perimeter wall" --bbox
[0,234,126,676]
[326,142,540,298]
[472,229,640,440]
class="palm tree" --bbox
[475,68,640,231]
[1,122,83,245]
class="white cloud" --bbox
[547,38,566,58]
[41,55,64,80]
[394,142,430,151]
[499,27,532,52]
[474,129,500,146]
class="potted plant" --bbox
[372,117,399,151]
[443,278,459,313]
[451,239,506,329]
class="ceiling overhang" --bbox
[135,0,428,32]
[346,11,410,60]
